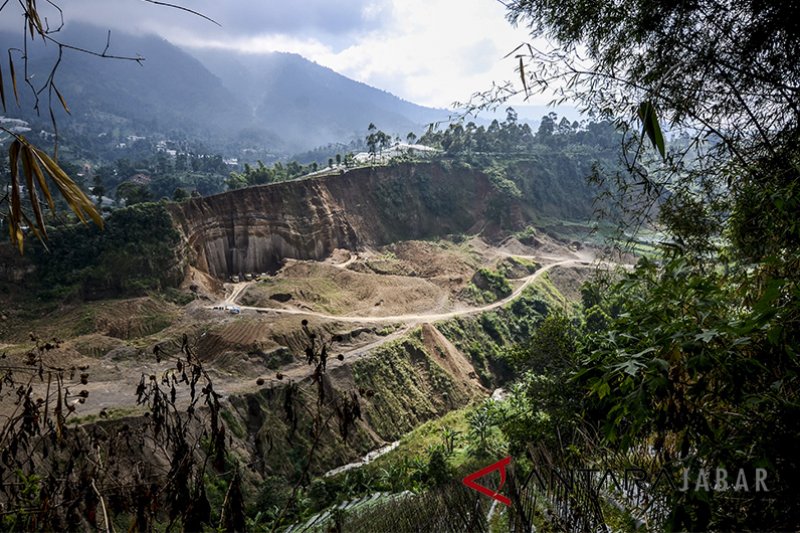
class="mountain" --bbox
[0,24,449,154]
[0,24,251,145]
[189,49,450,150]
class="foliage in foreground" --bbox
[485,0,800,530]
[501,249,800,530]
[0,334,234,531]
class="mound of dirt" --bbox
[181,266,223,300]
[328,248,353,265]
[196,319,279,359]
[496,256,539,279]
[69,334,126,358]
[1,297,179,343]
[494,235,577,258]
[382,240,479,279]
[92,298,178,340]
[246,262,452,317]
[547,266,595,303]
[419,323,487,397]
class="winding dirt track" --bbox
[207,257,628,416]
[224,282,250,305]
[220,258,616,324]
[68,257,626,415]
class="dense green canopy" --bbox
[493,0,800,530]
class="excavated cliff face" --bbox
[169,163,507,279]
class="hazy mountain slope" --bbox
[0,24,250,143]
[191,49,451,148]
[0,24,450,152]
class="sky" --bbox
[28,0,551,110]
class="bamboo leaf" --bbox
[20,145,48,240]
[5,136,104,253]
[8,140,22,252]
[21,211,46,247]
[27,144,55,211]
[11,219,24,253]
[32,146,104,229]
[518,56,529,97]
[29,4,44,38]
[53,84,70,114]
[503,43,526,59]
[637,101,666,159]
[24,0,45,39]
[8,52,19,106]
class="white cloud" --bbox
[300,0,546,108]
[24,0,555,109]
[168,0,548,108]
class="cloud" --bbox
[48,0,392,43]
[13,0,552,108]
[311,0,542,107]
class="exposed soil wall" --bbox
[169,163,512,279]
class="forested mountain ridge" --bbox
[0,24,249,142]
[417,110,626,224]
[0,23,448,153]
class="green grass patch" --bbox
[221,407,246,439]
[367,408,472,472]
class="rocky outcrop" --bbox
[169,163,511,279]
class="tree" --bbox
[424,447,451,487]
[499,0,799,234]
[116,181,152,206]
[507,312,576,374]
[467,400,498,458]
[556,116,573,136]
[536,113,555,139]
[377,130,391,156]
[92,174,106,204]
[175,152,189,172]
[172,187,189,202]
[366,123,378,160]
[490,1,800,530]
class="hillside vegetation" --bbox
[418,109,624,228]
[27,203,186,300]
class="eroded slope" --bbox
[169,162,516,278]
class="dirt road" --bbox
[220,258,615,324]
[223,282,250,305]
[65,257,626,416]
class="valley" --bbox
[0,156,622,530]
[49,242,601,417]
[0,0,797,530]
